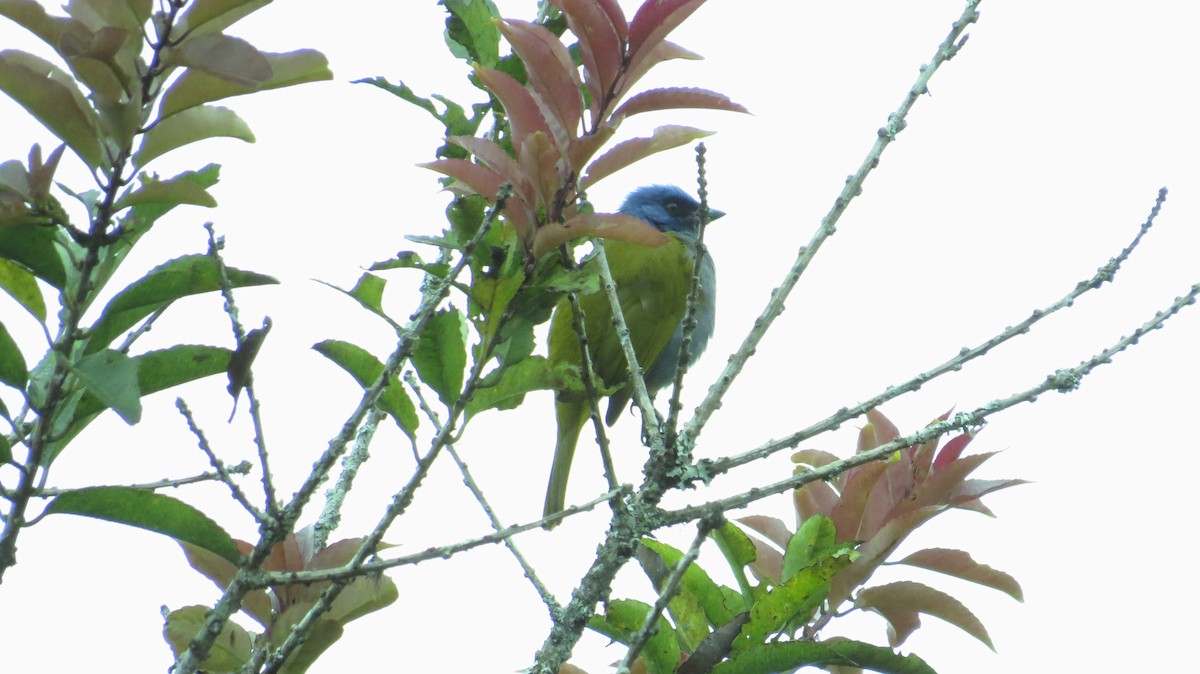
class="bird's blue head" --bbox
[618,185,725,239]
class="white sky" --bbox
[2,1,1198,673]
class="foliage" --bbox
[166,526,398,674]
[578,408,1023,673]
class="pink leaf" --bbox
[419,158,505,201]
[791,448,844,489]
[179,542,273,627]
[856,581,995,650]
[946,477,1028,513]
[567,124,614,174]
[552,0,624,117]
[517,130,565,214]
[581,124,713,189]
[896,548,1024,601]
[933,432,973,471]
[826,507,939,609]
[743,531,783,584]
[618,39,702,101]
[531,212,667,259]
[474,65,551,152]
[627,0,707,74]
[829,460,888,542]
[450,136,536,207]
[883,452,997,524]
[794,478,839,524]
[611,86,749,121]
[498,19,583,145]
[737,515,793,549]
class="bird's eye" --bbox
[665,202,679,214]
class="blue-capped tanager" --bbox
[544,185,723,521]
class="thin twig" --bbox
[176,400,268,523]
[405,371,560,614]
[699,186,1170,479]
[244,486,631,587]
[616,514,721,674]
[666,279,1200,524]
[682,0,983,446]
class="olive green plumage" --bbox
[543,185,721,523]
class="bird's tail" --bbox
[543,400,589,528]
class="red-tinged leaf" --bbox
[450,136,536,206]
[792,447,842,486]
[738,515,792,550]
[829,460,888,542]
[552,0,624,115]
[867,603,921,648]
[794,479,839,524]
[420,158,506,201]
[592,0,629,42]
[612,87,748,121]
[856,581,995,650]
[946,477,1027,514]
[567,125,614,174]
[860,408,900,451]
[499,19,582,142]
[933,432,973,470]
[475,65,551,152]
[518,130,564,213]
[743,530,783,584]
[884,452,997,524]
[896,548,1024,601]
[581,124,713,188]
[619,40,702,100]
[627,0,706,79]
[827,507,939,609]
[179,542,273,626]
[531,212,667,259]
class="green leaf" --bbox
[319,272,393,325]
[178,0,272,36]
[163,605,254,671]
[86,254,277,354]
[45,486,241,563]
[711,639,936,674]
[133,105,255,168]
[640,539,735,629]
[0,320,27,390]
[782,515,844,582]
[587,599,680,674]
[0,222,66,289]
[70,348,141,423]
[368,250,450,278]
[0,1,74,49]
[413,307,466,407]
[466,355,576,417]
[0,256,47,320]
[175,32,272,87]
[0,431,11,463]
[312,339,418,440]
[0,49,103,169]
[733,555,852,650]
[160,49,332,119]
[42,345,230,465]
[712,521,757,569]
[114,173,218,210]
[441,0,501,67]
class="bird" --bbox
[543,184,722,524]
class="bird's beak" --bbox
[703,208,725,223]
